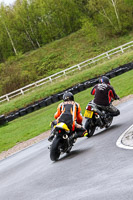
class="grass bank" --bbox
[0,70,133,153]
[0,49,133,115]
[1,29,133,100]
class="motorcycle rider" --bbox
[91,76,120,117]
[48,92,88,142]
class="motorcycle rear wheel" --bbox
[50,137,62,161]
[85,119,96,137]
[86,127,96,137]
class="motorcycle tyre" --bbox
[105,117,113,129]
[86,127,96,137]
[50,137,62,161]
[85,119,96,138]
[66,145,72,154]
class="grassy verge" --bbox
[3,29,133,78]
[0,49,133,115]
[0,70,133,153]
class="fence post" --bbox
[63,71,66,76]
[91,59,95,63]
[6,95,9,101]
[121,46,124,53]
[49,77,52,83]
[106,52,110,59]
[77,65,81,70]
[21,89,24,95]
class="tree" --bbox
[0,4,18,56]
[81,18,99,44]
[124,0,133,6]
[87,0,121,32]
[13,0,41,49]
[85,0,133,35]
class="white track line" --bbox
[116,124,133,150]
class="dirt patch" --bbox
[0,94,133,161]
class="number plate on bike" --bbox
[84,110,93,118]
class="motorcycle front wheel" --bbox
[50,137,62,161]
[105,117,113,128]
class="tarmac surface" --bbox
[0,97,133,200]
[117,124,133,149]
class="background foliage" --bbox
[0,0,133,96]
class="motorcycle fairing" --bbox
[54,122,70,132]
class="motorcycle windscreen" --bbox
[84,110,93,118]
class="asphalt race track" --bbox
[0,98,133,200]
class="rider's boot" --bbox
[48,121,57,142]
[48,129,55,142]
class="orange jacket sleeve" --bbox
[76,103,83,125]
[54,103,62,119]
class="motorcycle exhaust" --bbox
[95,114,99,119]
[95,114,104,127]
[63,134,68,139]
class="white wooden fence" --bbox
[0,40,133,103]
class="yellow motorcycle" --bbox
[49,122,75,161]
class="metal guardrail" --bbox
[0,40,133,103]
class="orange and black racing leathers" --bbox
[53,100,87,138]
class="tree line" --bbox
[0,0,133,62]
[0,0,133,96]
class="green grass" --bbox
[0,28,133,153]
[1,28,133,102]
[0,49,133,115]
[6,29,133,75]
[0,70,133,153]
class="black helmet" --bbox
[63,92,74,101]
[99,76,110,84]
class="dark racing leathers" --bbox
[91,83,120,116]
